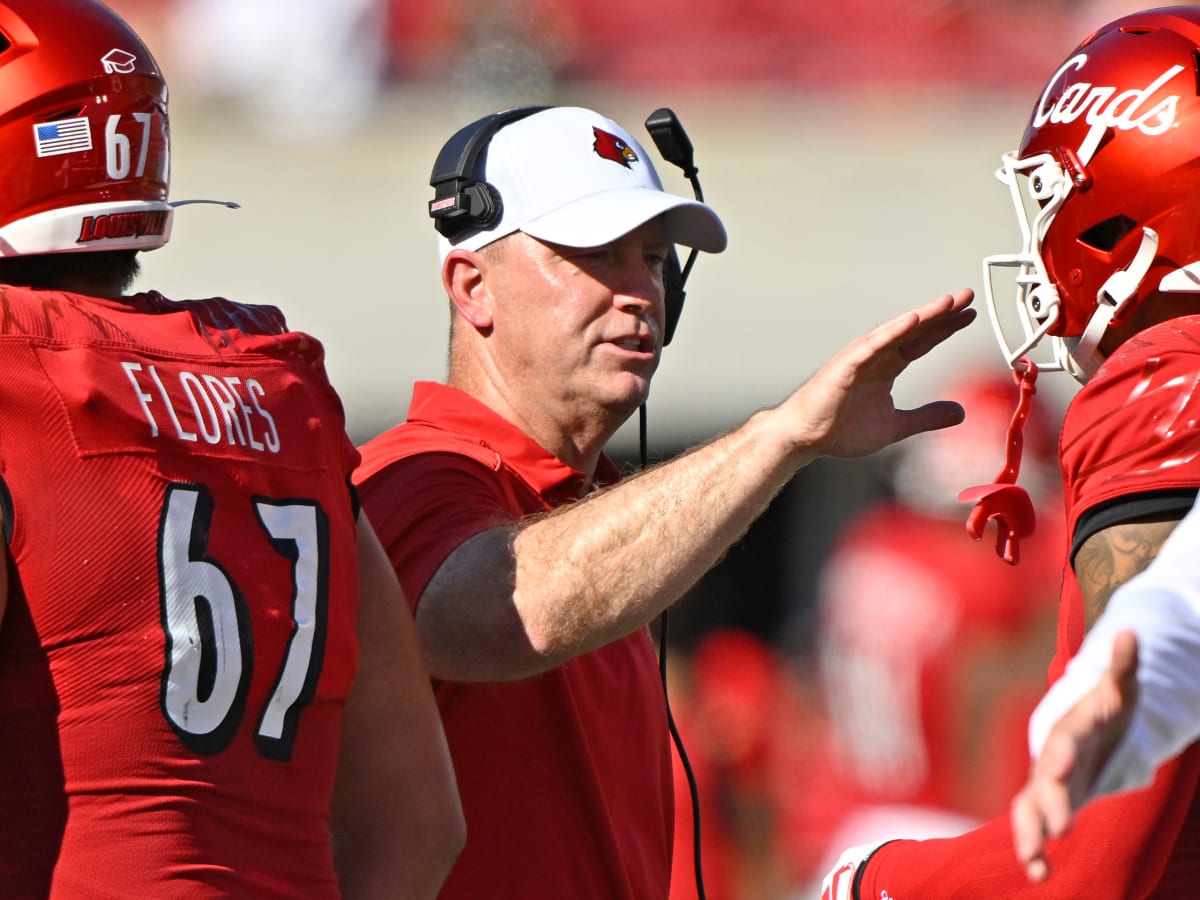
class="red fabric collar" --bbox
[405,381,621,503]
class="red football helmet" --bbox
[0,0,172,257]
[983,6,1200,381]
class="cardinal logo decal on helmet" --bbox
[592,127,637,168]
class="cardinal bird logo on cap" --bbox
[592,127,638,168]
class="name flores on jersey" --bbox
[123,361,282,454]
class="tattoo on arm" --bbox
[1074,517,1180,630]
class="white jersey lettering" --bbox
[122,361,282,454]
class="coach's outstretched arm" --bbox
[416,289,975,681]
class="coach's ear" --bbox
[443,248,494,331]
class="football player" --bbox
[824,7,1200,896]
[0,1,462,895]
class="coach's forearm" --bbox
[416,407,810,681]
[516,406,811,646]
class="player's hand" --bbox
[1010,630,1139,882]
[820,842,882,900]
[781,289,976,462]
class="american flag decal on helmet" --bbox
[34,118,93,157]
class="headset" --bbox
[428,105,704,346]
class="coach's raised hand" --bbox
[777,288,975,464]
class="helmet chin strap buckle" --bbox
[958,357,1039,565]
[1070,226,1160,377]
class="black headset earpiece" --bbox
[428,106,549,240]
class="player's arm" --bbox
[832,744,1200,899]
[331,516,465,900]
[1013,492,1200,880]
[1073,516,1181,629]
[416,290,976,681]
[849,748,1200,897]
[1011,630,1139,882]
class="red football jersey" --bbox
[1054,317,1200,682]
[0,287,361,898]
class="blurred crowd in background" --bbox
[109,0,1141,137]
[101,1,1142,896]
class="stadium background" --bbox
[101,1,1135,894]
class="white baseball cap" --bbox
[435,106,728,263]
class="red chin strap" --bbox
[957,357,1039,565]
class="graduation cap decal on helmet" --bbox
[101,49,137,75]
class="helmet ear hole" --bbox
[1080,215,1137,252]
